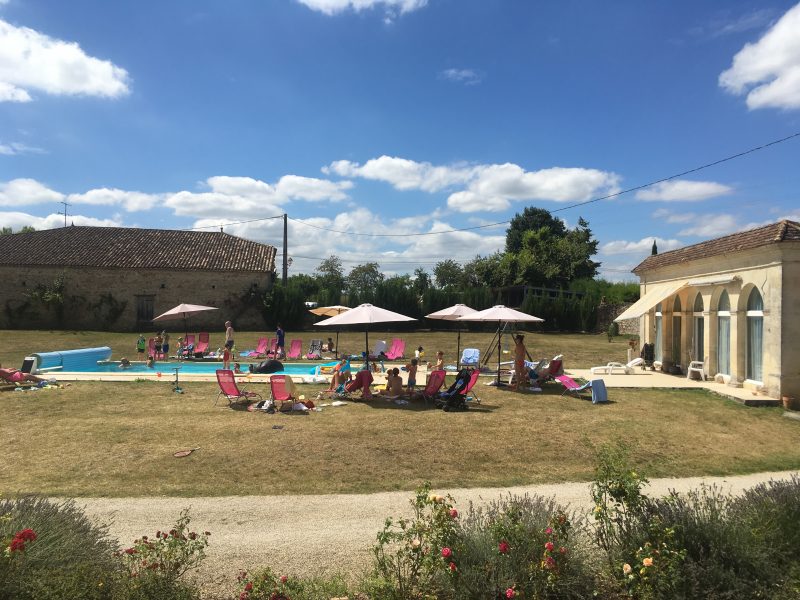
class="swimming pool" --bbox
[88,360,337,376]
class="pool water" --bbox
[85,361,337,376]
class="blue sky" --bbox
[1,0,799,280]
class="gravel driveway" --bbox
[77,470,798,598]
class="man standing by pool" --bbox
[275,323,285,359]
[224,321,235,352]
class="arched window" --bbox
[746,288,763,382]
[717,291,730,375]
[672,296,682,365]
[654,302,663,362]
[693,294,704,363]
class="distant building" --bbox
[0,226,277,331]
[616,220,800,400]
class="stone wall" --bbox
[0,265,273,332]
[596,302,637,335]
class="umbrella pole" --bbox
[497,321,502,386]
[456,329,461,371]
[335,331,339,359]
[365,330,369,366]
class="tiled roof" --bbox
[633,219,800,274]
[0,226,276,272]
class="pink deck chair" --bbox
[463,369,481,403]
[386,338,406,360]
[286,339,302,359]
[194,332,210,357]
[345,369,374,399]
[554,374,592,397]
[418,370,446,405]
[246,337,268,358]
[215,369,262,407]
[265,338,277,357]
[179,334,195,358]
[269,375,297,411]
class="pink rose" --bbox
[506,588,516,599]
[498,541,509,554]
[280,574,288,583]
[441,547,452,558]
[449,508,458,518]
[544,527,553,535]
[544,541,554,551]
[449,561,457,572]
[244,582,253,592]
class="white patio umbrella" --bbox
[309,305,351,357]
[315,303,416,360]
[425,303,477,370]
[458,305,544,385]
[153,303,219,337]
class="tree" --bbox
[505,207,566,253]
[412,268,432,297]
[463,253,510,288]
[1,226,35,235]
[346,262,384,297]
[433,259,464,289]
[315,256,346,305]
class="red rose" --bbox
[9,538,26,552]
[449,561,457,572]
[545,556,556,568]
[498,541,509,554]
[544,541,554,551]
[280,575,288,583]
[17,529,37,542]
[245,582,253,592]
[506,588,516,599]
[544,527,553,535]
[449,508,458,518]
[124,548,136,555]
[441,547,452,558]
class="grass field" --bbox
[2,329,800,497]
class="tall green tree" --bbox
[505,207,566,253]
[412,268,432,297]
[315,255,345,306]
[346,262,384,297]
[433,259,464,289]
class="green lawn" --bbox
[3,330,798,498]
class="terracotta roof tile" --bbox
[633,219,800,274]
[0,226,277,272]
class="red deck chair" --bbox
[286,339,302,359]
[463,369,481,403]
[418,370,446,405]
[344,369,374,399]
[269,375,297,411]
[194,332,210,357]
[179,334,195,358]
[246,337,268,358]
[215,369,262,407]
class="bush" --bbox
[238,567,351,600]
[0,496,119,600]
[452,495,595,600]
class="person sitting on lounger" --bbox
[0,363,44,384]
[327,357,352,391]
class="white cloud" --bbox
[296,0,427,17]
[0,178,63,206]
[651,208,696,224]
[601,237,684,256]
[0,210,120,231]
[67,188,161,212]
[325,156,475,192]
[719,3,800,110]
[636,179,733,202]
[440,68,482,85]
[0,140,44,155]
[678,214,740,237]
[164,174,352,219]
[327,156,621,213]
[0,19,130,103]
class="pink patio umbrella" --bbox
[153,303,219,337]
[458,305,543,386]
[315,303,416,361]
[425,303,477,370]
[309,305,351,357]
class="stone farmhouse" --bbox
[0,226,277,331]
[616,219,800,400]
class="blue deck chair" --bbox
[460,348,480,366]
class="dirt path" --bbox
[77,470,798,598]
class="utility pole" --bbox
[59,200,71,227]
[282,213,288,285]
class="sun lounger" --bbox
[417,369,446,405]
[269,375,298,411]
[215,369,262,407]
[590,357,644,375]
[286,339,302,359]
[345,369,374,399]
[195,332,210,357]
[306,339,323,359]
